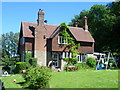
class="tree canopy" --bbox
[69,2,120,53]
[1,32,20,66]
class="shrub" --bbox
[10,65,16,74]
[15,62,27,73]
[74,63,91,70]
[23,66,52,89]
[24,52,38,67]
[2,65,10,74]
[64,57,78,65]
[109,58,114,64]
[63,64,71,71]
[24,53,32,63]
[29,58,37,67]
[86,57,96,68]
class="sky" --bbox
[1,2,111,34]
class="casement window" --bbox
[58,36,68,44]
[78,53,87,63]
[20,37,25,45]
[62,52,72,58]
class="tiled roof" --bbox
[69,27,94,42]
[21,21,94,42]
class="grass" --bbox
[1,74,25,88]
[49,70,118,88]
[1,70,118,88]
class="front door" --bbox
[53,54,59,67]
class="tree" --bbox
[69,10,89,27]
[69,3,120,53]
[1,32,20,66]
[107,2,120,53]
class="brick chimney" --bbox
[74,22,78,27]
[35,9,47,66]
[37,9,44,25]
[83,16,88,32]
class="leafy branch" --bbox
[60,22,80,58]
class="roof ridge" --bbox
[22,21,37,24]
[22,21,59,26]
[69,26,83,29]
[45,24,59,26]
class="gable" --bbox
[50,26,95,43]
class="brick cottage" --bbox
[18,9,95,70]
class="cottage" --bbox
[18,9,95,70]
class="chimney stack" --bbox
[74,22,78,27]
[37,9,44,25]
[83,16,88,32]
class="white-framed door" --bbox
[53,54,59,67]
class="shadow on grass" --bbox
[16,81,32,89]
[17,82,33,89]
[17,82,47,89]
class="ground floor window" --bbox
[62,52,72,58]
[52,53,59,67]
[78,53,87,63]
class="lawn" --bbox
[1,74,25,88]
[1,70,118,88]
[49,70,118,88]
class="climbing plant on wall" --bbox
[59,22,80,58]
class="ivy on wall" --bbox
[59,22,80,58]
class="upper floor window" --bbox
[58,36,68,44]
[20,37,25,45]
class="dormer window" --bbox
[58,36,68,44]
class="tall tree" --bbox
[1,32,20,66]
[107,2,120,53]
[69,2,120,53]
[69,10,89,27]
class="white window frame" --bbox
[78,54,82,63]
[58,36,68,44]
[53,54,59,67]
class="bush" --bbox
[24,53,32,63]
[29,58,37,67]
[10,65,16,74]
[74,63,91,70]
[2,65,10,74]
[63,64,71,71]
[86,57,96,68]
[109,58,114,64]
[24,52,38,67]
[15,62,27,73]
[64,57,78,65]
[23,66,52,89]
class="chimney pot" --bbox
[37,9,44,25]
[74,22,78,27]
[83,16,88,32]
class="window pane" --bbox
[58,36,67,44]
